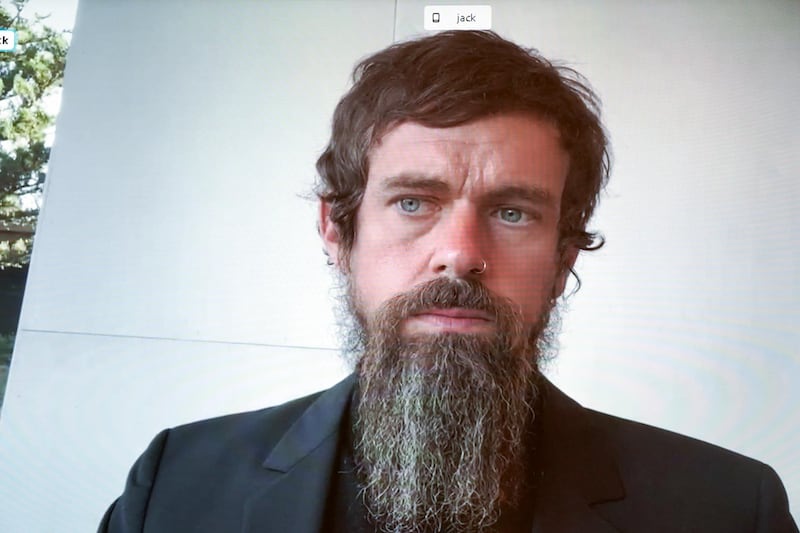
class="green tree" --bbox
[0,0,69,409]
[1,0,69,267]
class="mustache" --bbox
[375,276,509,325]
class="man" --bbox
[99,30,797,533]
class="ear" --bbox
[319,200,341,267]
[554,246,579,298]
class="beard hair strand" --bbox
[339,276,559,532]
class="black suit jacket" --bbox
[99,374,798,532]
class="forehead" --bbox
[366,114,569,195]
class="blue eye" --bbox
[399,198,422,213]
[499,208,523,223]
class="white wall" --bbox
[0,1,797,531]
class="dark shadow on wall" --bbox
[0,265,28,410]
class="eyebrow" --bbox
[483,185,557,208]
[379,174,557,207]
[380,174,451,195]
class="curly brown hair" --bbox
[316,30,610,275]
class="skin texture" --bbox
[320,113,577,337]
[319,113,580,531]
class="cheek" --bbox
[350,241,411,312]
[491,252,560,318]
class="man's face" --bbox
[320,113,574,531]
[322,113,573,335]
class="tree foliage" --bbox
[0,0,69,267]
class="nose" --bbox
[429,204,488,278]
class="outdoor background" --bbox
[0,1,797,531]
[0,0,74,409]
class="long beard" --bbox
[341,277,558,533]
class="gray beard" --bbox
[338,276,560,533]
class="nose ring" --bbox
[472,260,487,275]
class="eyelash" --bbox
[496,207,528,224]
[396,197,430,214]
[393,197,538,224]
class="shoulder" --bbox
[120,386,330,494]
[585,408,762,469]
[148,373,357,472]
[586,407,765,477]
[161,387,327,458]
[98,383,345,532]
[537,380,797,531]
[540,378,768,483]
[583,408,796,531]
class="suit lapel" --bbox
[241,375,356,533]
[531,378,626,532]
[238,374,626,533]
